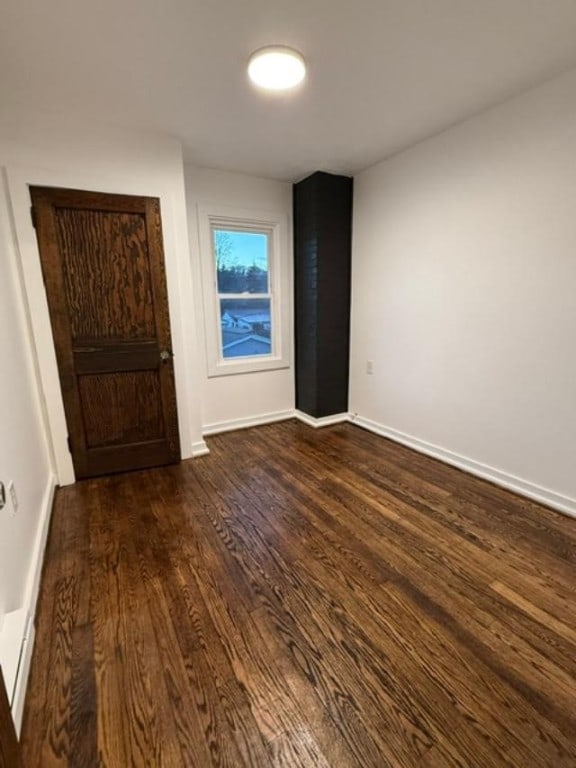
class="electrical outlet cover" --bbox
[8,481,18,515]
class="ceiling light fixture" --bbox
[248,46,306,91]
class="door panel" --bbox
[56,207,156,340]
[78,371,164,448]
[31,187,181,479]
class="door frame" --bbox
[4,164,207,485]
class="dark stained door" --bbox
[30,187,181,479]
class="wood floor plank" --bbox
[258,456,576,757]
[22,485,94,768]
[146,478,274,768]
[149,469,338,764]
[131,490,247,767]
[490,580,576,645]
[317,475,576,680]
[21,420,576,767]
[185,458,435,766]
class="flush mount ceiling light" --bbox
[248,46,306,91]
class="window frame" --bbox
[198,204,290,377]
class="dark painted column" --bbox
[293,171,353,419]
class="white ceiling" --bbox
[2,0,576,181]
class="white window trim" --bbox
[198,204,290,377]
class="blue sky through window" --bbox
[214,230,268,270]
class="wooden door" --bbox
[31,187,181,479]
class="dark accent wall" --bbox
[293,171,353,419]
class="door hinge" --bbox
[30,206,37,229]
[67,435,72,454]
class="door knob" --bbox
[160,349,174,362]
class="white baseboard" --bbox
[10,474,56,734]
[190,440,210,457]
[203,409,295,437]
[352,415,576,519]
[9,615,34,736]
[0,608,28,710]
[294,410,350,429]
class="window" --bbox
[215,229,271,359]
[198,205,290,377]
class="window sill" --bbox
[207,356,290,378]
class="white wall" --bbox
[0,172,55,725]
[0,177,52,618]
[350,68,576,514]
[0,111,207,484]
[185,166,294,432]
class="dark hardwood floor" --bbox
[21,421,576,767]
